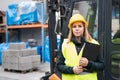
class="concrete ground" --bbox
[0,62,50,80]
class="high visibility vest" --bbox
[62,39,98,80]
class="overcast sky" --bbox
[0,0,32,11]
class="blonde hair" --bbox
[67,25,93,42]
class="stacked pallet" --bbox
[2,42,40,72]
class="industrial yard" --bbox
[0,62,50,80]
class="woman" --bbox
[56,14,104,80]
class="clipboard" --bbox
[82,42,101,61]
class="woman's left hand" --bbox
[79,57,88,67]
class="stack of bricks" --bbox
[2,42,40,71]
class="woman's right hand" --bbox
[73,66,83,74]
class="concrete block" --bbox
[32,61,40,68]
[30,55,40,68]
[5,57,11,63]
[28,48,37,55]
[21,49,31,57]
[10,63,19,70]
[10,57,19,63]
[8,42,26,50]
[4,62,11,69]
[8,50,22,57]
[2,50,9,57]
[2,56,6,63]
[19,62,32,71]
[21,49,37,57]
[18,56,32,70]
[31,55,40,62]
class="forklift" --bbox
[41,0,120,80]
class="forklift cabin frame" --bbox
[47,0,120,80]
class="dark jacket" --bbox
[56,37,104,74]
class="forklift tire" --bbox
[40,72,51,80]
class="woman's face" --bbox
[72,22,84,37]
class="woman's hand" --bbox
[79,57,88,67]
[73,65,83,74]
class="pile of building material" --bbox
[6,1,48,26]
[2,42,40,72]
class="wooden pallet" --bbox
[4,68,38,73]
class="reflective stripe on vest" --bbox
[62,39,97,80]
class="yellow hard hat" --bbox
[68,14,88,29]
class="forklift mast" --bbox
[48,0,76,74]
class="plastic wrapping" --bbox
[6,4,20,25]
[44,36,61,63]
[0,43,8,65]
[6,1,47,26]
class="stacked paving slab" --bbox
[2,43,40,71]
